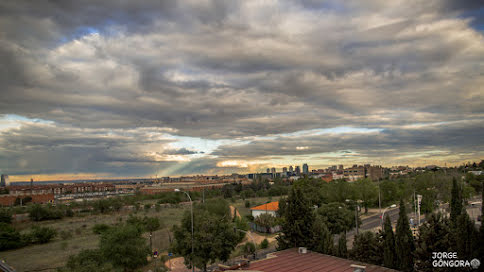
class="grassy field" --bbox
[0,204,189,272]
[0,195,286,271]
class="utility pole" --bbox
[417,194,422,226]
[378,179,382,226]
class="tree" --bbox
[395,200,414,271]
[172,208,238,271]
[337,232,347,258]
[59,249,113,272]
[450,177,462,225]
[382,215,397,269]
[0,209,12,224]
[414,213,452,271]
[0,223,25,251]
[276,186,314,249]
[354,178,378,214]
[255,213,276,232]
[351,231,382,265]
[100,224,150,271]
[454,212,479,261]
[479,181,484,259]
[260,238,269,249]
[317,203,358,234]
[30,226,57,244]
[310,215,333,254]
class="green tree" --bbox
[354,178,378,214]
[172,209,238,271]
[59,249,113,272]
[310,215,333,254]
[317,203,358,234]
[30,226,57,244]
[276,186,314,249]
[479,181,484,259]
[414,212,452,271]
[450,177,462,225]
[351,231,382,265]
[395,200,414,271]
[100,224,150,271]
[337,232,347,258]
[255,213,276,232]
[260,238,269,249]
[0,209,12,224]
[0,223,25,251]
[455,211,479,260]
[382,215,396,269]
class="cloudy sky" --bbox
[1,0,483,181]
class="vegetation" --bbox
[172,199,239,271]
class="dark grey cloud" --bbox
[0,0,483,177]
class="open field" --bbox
[0,195,284,271]
[0,204,189,271]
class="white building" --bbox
[250,201,279,218]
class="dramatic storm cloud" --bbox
[0,0,483,180]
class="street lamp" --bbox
[346,199,362,235]
[175,189,194,272]
[380,204,397,229]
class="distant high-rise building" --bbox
[271,167,276,174]
[282,167,288,172]
[289,166,293,172]
[1,174,8,187]
[267,168,271,173]
[303,163,309,174]
[295,166,301,175]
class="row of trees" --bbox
[277,178,484,271]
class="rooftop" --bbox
[250,201,279,211]
[241,248,397,272]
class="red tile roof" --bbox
[242,248,397,272]
[250,201,279,211]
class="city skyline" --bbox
[1,1,484,182]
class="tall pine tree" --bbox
[455,212,479,260]
[382,215,397,269]
[276,186,314,249]
[395,199,414,271]
[311,215,334,254]
[480,181,484,260]
[351,231,382,265]
[414,212,452,272]
[450,177,462,225]
[337,232,348,258]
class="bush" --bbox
[30,226,57,244]
[0,223,26,251]
[92,224,111,235]
[0,209,12,224]
[29,204,63,221]
[242,242,256,254]
[245,200,251,208]
[144,203,151,210]
[260,238,269,249]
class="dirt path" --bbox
[229,205,241,219]
[164,257,194,272]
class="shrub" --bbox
[30,226,57,244]
[92,224,111,235]
[29,204,63,221]
[245,200,251,208]
[0,209,12,224]
[242,242,256,254]
[0,223,26,251]
[260,238,269,249]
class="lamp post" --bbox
[234,228,257,260]
[380,204,397,229]
[346,199,362,235]
[175,189,194,272]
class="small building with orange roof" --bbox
[250,201,279,218]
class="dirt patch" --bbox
[230,205,241,219]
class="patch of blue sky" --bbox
[0,114,53,131]
[459,7,484,32]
